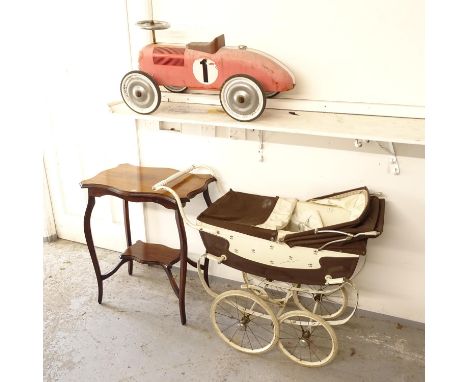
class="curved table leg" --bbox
[84,194,104,304]
[123,200,133,275]
[175,208,188,325]
[162,265,180,297]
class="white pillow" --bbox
[256,198,297,230]
[289,201,324,231]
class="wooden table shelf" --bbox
[121,241,180,266]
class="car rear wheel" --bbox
[220,75,266,122]
[120,71,161,114]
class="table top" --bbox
[80,164,215,203]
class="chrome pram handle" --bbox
[313,229,381,252]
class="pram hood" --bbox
[197,187,385,255]
[197,189,280,241]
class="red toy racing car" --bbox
[120,20,295,122]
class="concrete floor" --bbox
[44,239,424,381]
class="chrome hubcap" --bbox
[132,86,144,99]
[121,73,158,113]
[225,83,259,116]
[221,77,264,121]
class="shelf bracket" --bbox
[354,139,400,175]
[258,130,264,162]
[354,139,369,148]
[377,141,400,175]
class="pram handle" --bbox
[314,230,381,252]
[355,231,380,237]
[314,229,380,238]
[314,229,354,237]
[152,165,196,189]
[152,165,218,234]
[152,164,216,190]
[152,184,202,231]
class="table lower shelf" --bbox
[121,240,180,266]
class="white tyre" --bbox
[220,75,266,121]
[210,290,279,354]
[278,310,338,367]
[120,71,161,114]
[293,285,348,320]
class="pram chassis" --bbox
[153,166,381,367]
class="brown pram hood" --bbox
[197,187,385,254]
[197,189,279,241]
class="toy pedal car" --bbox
[120,20,295,121]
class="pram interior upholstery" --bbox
[197,187,385,285]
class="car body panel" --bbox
[139,42,295,93]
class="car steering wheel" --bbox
[136,20,170,31]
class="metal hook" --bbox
[258,130,264,162]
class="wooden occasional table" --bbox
[80,163,216,325]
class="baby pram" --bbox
[153,166,385,367]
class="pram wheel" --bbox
[293,285,348,320]
[210,290,279,354]
[278,310,338,367]
[242,272,291,305]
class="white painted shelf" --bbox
[109,97,425,146]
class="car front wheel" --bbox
[220,75,266,122]
[120,71,161,114]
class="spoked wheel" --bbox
[210,290,279,354]
[164,85,188,93]
[220,75,266,121]
[293,284,348,320]
[242,272,291,305]
[278,310,338,367]
[120,71,161,114]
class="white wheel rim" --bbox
[293,285,348,320]
[278,311,338,367]
[210,290,279,354]
[121,72,159,113]
[220,77,264,121]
